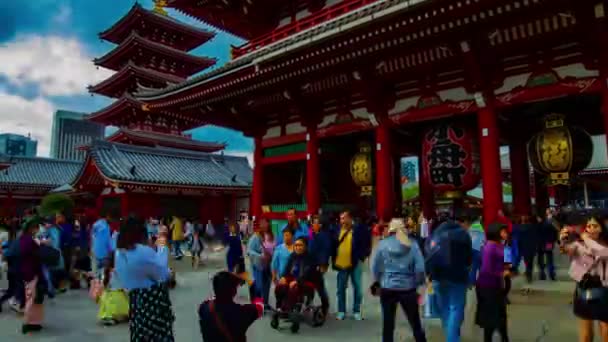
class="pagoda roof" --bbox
[88,62,185,98]
[136,0,419,102]
[0,155,82,191]
[73,141,252,190]
[94,32,216,76]
[88,95,205,130]
[107,128,226,153]
[88,95,143,125]
[100,3,215,51]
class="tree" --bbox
[39,193,74,217]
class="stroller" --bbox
[270,279,326,333]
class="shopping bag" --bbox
[97,289,129,321]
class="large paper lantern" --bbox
[422,123,480,194]
[350,142,373,196]
[528,114,592,185]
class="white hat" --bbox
[388,218,411,247]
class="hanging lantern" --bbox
[528,114,592,185]
[421,122,480,196]
[350,142,373,196]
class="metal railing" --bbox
[232,0,381,58]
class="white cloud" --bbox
[0,91,55,156]
[0,35,112,96]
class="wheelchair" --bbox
[270,281,326,333]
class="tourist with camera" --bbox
[561,214,608,342]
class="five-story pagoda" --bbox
[73,1,252,222]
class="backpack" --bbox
[424,228,454,277]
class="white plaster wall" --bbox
[494,73,531,94]
[554,63,598,79]
[438,87,472,102]
[389,96,419,115]
[351,107,370,119]
[264,126,281,139]
[318,114,337,128]
[286,122,306,134]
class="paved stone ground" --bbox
[0,252,579,341]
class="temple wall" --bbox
[495,63,598,94]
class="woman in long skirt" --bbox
[115,217,174,341]
[20,217,44,334]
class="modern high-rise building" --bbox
[401,159,418,183]
[0,133,37,157]
[50,110,105,161]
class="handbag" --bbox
[209,300,234,342]
[39,245,60,267]
[576,258,607,303]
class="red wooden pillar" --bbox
[509,137,532,216]
[375,115,394,221]
[477,96,504,226]
[418,156,435,220]
[305,122,320,215]
[595,4,608,158]
[251,135,264,219]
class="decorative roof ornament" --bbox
[152,0,169,16]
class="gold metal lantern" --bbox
[528,114,593,185]
[350,142,373,196]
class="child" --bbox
[224,224,244,273]
[156,230,176,288]
[191,227,204,270]
[96,255,129,326]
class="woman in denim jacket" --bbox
[371,218,427,342]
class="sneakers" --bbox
[335,312,362,320]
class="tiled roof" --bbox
[136,0,425,100]
[0,156,82,189]
[99,3,215,50]
[107,128,226,153]
[94,32,217,74]
[84,141,252,189]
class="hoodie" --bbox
[371,235,425,290]
[426,221,472,284]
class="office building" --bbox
[50,110,104,161]
[0,133,37,157]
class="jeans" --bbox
[380,289,427,342]
[317,276,330,312]
[537,248,555,278]
[42,267,55,298]
[0,271,23,308]
[469,250,482,285]
[252,267,272,305]
[433,280,467,342]
[172,240,183,257]
[336,263,362,313]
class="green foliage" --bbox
[39,193,74,216]
[503,183,513,195]
[402,183,419,200]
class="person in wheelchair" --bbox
[273,237,325,332]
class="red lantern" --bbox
[421,123,480,193]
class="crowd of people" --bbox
[2,205,608,341]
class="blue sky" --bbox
[0,0,253,160]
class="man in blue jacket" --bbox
[426,218,472,342]
[275,208,309,245]
[331,211,371,320]
[308,214,332,316]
